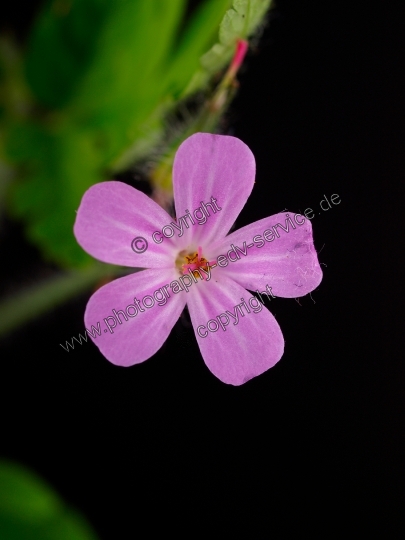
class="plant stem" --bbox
[150,40,248,209]
[0,263,125,338]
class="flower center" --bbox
[176,247,215,280]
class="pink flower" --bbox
[74,133,322,385]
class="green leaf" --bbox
[70,0,186,162]
[111,0,234,170]
[6,120,99,266]
[24,0,187,161]
[184,0,272,96]
[0,460,99,540]
[220,0,271,45]
[25,0,114,109]
[160,0,233,98]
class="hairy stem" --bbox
[0,263,127,338]
[150,40,248,210]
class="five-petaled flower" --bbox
[74,133,322,385]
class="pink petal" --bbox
[208,212,323,298]
[186,275,284,386]
[74,181,178,268]
[84,269,186,366]
[172,133,255,249]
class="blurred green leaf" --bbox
[7,0,187,266]
[0,460,99,540]
[4,0,271,268]
[110,0,233,171]
[70,0,187,163]
[26,0,119,109]
[0,35,33,122]
[7,120,98,266]
[0,35,32,223]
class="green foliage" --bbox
[25,0,115,109]
[0,460,99,540]
[7,119,100,266]
[1,0,270,267]
[160,0,233,98]
[185,0,272,95]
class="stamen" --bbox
[177,246,216,280]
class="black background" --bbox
[1,0,404,534]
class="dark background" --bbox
[1,0,404,534]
